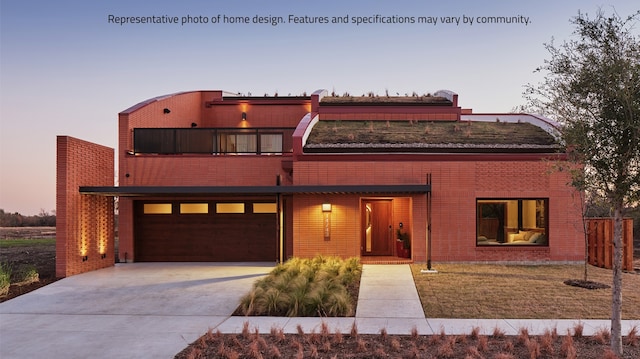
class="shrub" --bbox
[572,322,584,338]
[593,327,610,345]
[492,326,506,339]
[517,327,529,345]
[625,325,638,346]
[561,334,577,359]
[0,262,12,297]
[15,265,39,285]
[238,256,361,317]
[469,326,480,340]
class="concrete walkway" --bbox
[1,263,639,359]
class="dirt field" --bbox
[0,227,57,302]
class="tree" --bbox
[525,9,640,356]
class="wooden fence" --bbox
[586,218,634,271]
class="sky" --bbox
[1,0,638,216]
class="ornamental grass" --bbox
[238,255,361,317]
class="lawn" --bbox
[411,263,640,319]
[0,238,55,247]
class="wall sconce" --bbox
[322,203,331,240]
[191,122,197,128]
[101,253,107,259]
[163,108,171,114]
[241,112,247,121]
[82,255,88,262]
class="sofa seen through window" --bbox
[476,199,548,246]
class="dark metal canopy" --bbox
[79,184,430,197]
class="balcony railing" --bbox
[132,128,295,155]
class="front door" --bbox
[362,199,393,255]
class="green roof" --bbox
[320,95,451,105]
[304,120,560,153]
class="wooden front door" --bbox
[362,199,393,256]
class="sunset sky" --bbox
[1,0,638,215]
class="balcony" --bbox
[132,128,295,155]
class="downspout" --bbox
[422,173,437,273]
[276,175,283,263]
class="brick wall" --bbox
[203,102,310,128]
[293,194,362,258]
[56,136,114,277]
[119,91,205,155]
[120,156,288,187]
[116,92,308,261]
[292,159,583,263]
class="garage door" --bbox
[134,200,277,262]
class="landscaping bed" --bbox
[0,227,56,302]
[175,321,640,358]
[235,256,361,317]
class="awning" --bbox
[79,184,430,196]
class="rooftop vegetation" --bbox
[305,120,558,150]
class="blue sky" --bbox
[1,0,638,215]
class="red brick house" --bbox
[56,89,584,277]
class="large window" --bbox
[476,199,548,246]
[260,134,283,153]
[219,133,257,153]
[133,128,292,155]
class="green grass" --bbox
[0,262,11,296]
[14,265,39,285]
[411,264,640,319]
[238,256,362,317]
[0,238,55,248]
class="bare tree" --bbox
[525,9,640,356]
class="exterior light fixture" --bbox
[241,112,247,121]
[101,253,107,259]
[163,108,171,114]
[322,203,331,241]
[82,255,88,262]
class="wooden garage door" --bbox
[134,201,277,262]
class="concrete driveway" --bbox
[0,262,273,359]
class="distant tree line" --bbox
[0,209,56,227]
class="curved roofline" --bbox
[119,90,201,115]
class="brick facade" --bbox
[57,89,585,276]
[56,136,114,277]
[292,160,583,263]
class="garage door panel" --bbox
[134,201,277,262]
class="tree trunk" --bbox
[610,203,624,356]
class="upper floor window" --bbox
[132,128,293,155]
[219,133,257,153]
[476,198,548,246]
[260,134,283,153]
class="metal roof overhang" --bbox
[79,185,430,197]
